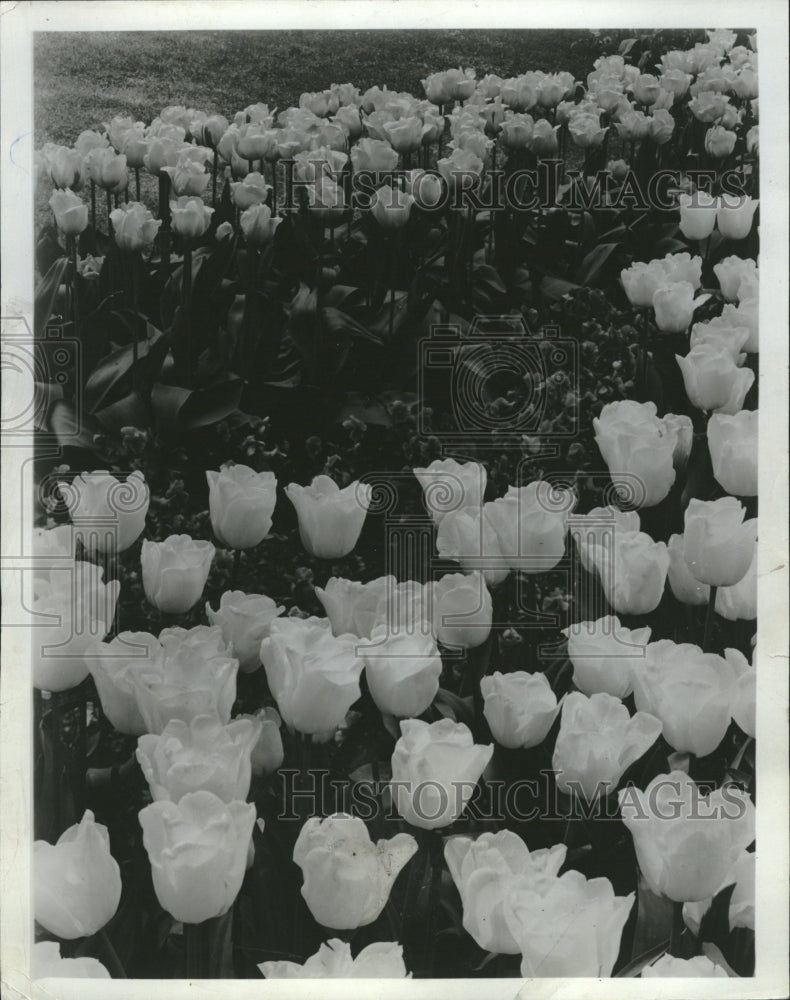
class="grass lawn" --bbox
[33,28,625,144]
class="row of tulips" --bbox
[33,27,757,981]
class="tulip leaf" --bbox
[179,376,245,431]
[46,398,101,454]
[575,242,620,287]
[697,881,737,945]
[540,275,582,301]
[34,256,69,337]
[84,326,170,413]
[94,390,151,433]
[614,939,669,977]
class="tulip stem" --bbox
[98,927,127,978]
[272,160,278,215]
[135,167,141,202]
[231,548,241,589]
[388,238,396,340]
[66,235,79,335]
[184,921,210,979]
[212,149,218,207]
[702,586,718,653]
[668,901,685,958]
[90,180,96,232]
[106,189,113,232]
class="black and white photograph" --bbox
[1,2,787,997]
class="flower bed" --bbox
[32,27,757,981]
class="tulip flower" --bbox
[591,529,669,616]
[58,469,149,554]
[445,832,566,954]
[33,524,76,575]
[49,146,84,189]
[206,590,284,673]
[34,810,122,939]
[350,137,400,174]
[553,692,662,801]
[682,497,756,587]
[661,251,703,288]
[242,201,280,246]
[120,128,148,171]
[689,316,751,361]
[84,147,128,192]
[716,542,757,620]
[136,714,262,804]
[499,112,535,150]
[237,122,279,161]
[436,505,508,587]
[139,791,256,924]
[504,869,634,977]
[382,115,427,154]
[422,70,456,106]
[230,170,271,209]
[169,195,214,239]
[722,299,758,352]
[643,955,729,977]
[683,848,755,939]
[362,625,442,718]
[678,191,718,241]
[593,400,678,507]
[714,255,758,301]
[370,184,415,230]
[688,92,731,122]
[260,617,364,739]
[143,135,187,176]
[437,148,484,195]
[314,575,394,639]
[234,706,284,777]
[141,534,215,614]
[33,563,120,692]
[705,125,737,159]
[197,113,230,148]
[648,108,676,144]
[569,112,608,148]
[109,201,161,252]
[652,281,707,333]
[666,533,711,606]
[717,194,759,240]
[74,129,109,159]
[430,571,492,648]
[615,110,650,142]
[619,771,755,901]
[127,624,237,733]
[413,458,487,524]
[87,631,164,735]
[206,464,277,550]
[293,814,417,929]
[481,671,563,750]
[500,76,538,112]
[260,939,408,979]
[333,105,364,141]
[390,718,493,830]
[620,260,673,307]
[48,189,89,236]
[484,480,574,573]
[34,941,110,980]
[676,343,755,413]
[571,496,635,558]
[563,616,651,698]
[285,474,371,559]
[707,410,758,496]
[633,639,742,755]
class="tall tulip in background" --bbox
[141,534,215,614]
[682,497,755,587]
[591,530,669,616]
[362,626,443,718]
[430,571,492,648]
[481,671,563,749]
[707,410,758,496]
[206,589,284,672]
[593,400,678,507]
[206,464,277,550]
[563,616,651,699]
[59,469,149,555]
[293,814,417,929]
[413,458,487,524]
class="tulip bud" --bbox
[676,343,755,413]
[141,533,215,613]
[206,464,277,549]
[707,409,758,496]
[682,497,756,587]
[136,714,262,803]
[206,589,284,672]
[294,814,417,929]
[139,791,256,923]
[678,191,719,241]
[362,625,442,718]
[619,770,754,901]
[109,201,162,252]
[481,671,562,749]
[35,810,122,939]
[285,474,371,559]
[169,195,214,239]
[553,692,662,801]
[390,718,493,830]
[260,939,408,978]
[234,706,285,777]
[563,616,651,698]
[431,571,492,648]
[48,188,89,236]
[260,617,364,738]
[445,831,566,954]
[717,194,758,241]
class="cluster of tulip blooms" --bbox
[33,27,757,982]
